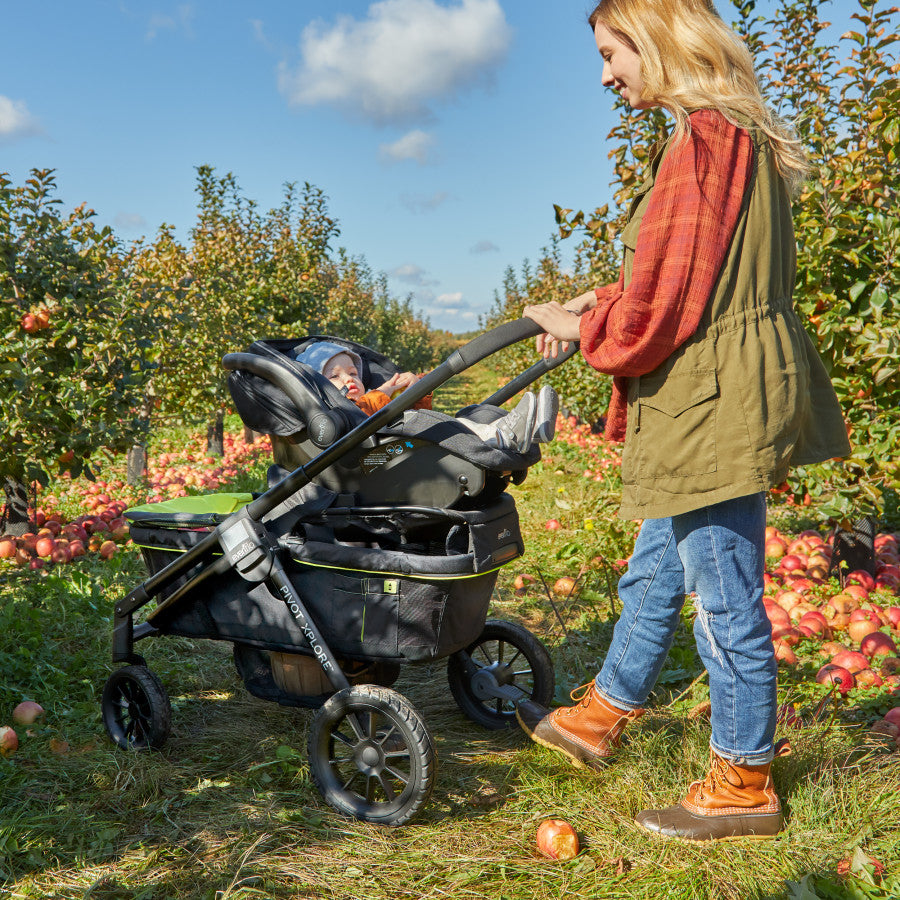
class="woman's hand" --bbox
[523,301,583,358]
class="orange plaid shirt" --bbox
[579,109,754,441]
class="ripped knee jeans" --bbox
[594,492,777,765]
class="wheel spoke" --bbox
[377,772,397,801]
[331,728,356,749]
[384,766,409,786]
[506,649,523,667]
[474,644,495,665]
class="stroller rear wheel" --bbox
[102,665,172,750]
[447,619,554,730]
[308,685,435,826]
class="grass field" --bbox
[1,365,898,900]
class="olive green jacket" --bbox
[616,127,850,520]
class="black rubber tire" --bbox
[447,618,555,730]
[308,684,436,826]
[102,665,172,750]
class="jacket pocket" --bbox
[636,368,719,477]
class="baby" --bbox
[295,342,556,452]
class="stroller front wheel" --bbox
[307,684,436,826]
[102,665,172,750]
[447,619,554,730]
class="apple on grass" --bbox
[12,701,44,726]
[0,725,18,756]
[815,664,855,694]
[536,819,580,860]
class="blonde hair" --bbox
[589,0,809,194]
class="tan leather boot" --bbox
[516,684,643,771]
[635,749,783,841]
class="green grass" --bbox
[1,366,898,900]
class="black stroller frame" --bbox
[103,319,579,825]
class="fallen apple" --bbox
[815,664,855,694]
[12,701,44,726]
[0,725,18,756]
[831,650,870,674]
[536,818,580,860]
[553,576,577,596]
[513,573,536,591]
[860,632,897,659]
[884,707,900,728]
[545,519,562,532]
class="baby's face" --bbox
[323,354,364,399]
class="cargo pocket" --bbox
[637,368,719,477]
[330,573,399,657]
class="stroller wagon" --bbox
[103,319,578,825]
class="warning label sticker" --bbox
[359,438,422,474]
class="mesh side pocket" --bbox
[398,581,450,661]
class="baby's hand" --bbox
[377,371,419,394]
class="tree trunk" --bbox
[126,443,148,485]
[206,409,225,457]
[2,477,31,536]
[829,515,877,580]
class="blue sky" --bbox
[1,0,852,333]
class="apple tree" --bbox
[0,169,156,532]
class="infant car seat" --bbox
[225,336,539,509]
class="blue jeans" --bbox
[594,492,777,765]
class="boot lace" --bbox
[695,751,729,802]
[568,682,595,706]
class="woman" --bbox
[517,0,850,841]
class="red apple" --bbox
[0,538,16,559]
[819,640,848,658]
[763,600,791,630]
[798,610,830,637]
[775,590,803,612]
[12,701,44,726]
[844,569,876,592]
[860,632,897,659]
[884,707,900,728]
[855,668,883,688]
[816,664,855,694]
[0,725,18,756]
[848,609,881,643]
[536,818,580,860]
[34,536,56,558]
[772,626,801,646]
[765,537,788,559]
[830,650,870,674]
[545,519,561,532]
[98,540,117,559]
[773,640,797,665]
[842,584,869,602]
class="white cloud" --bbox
[114,212,148,231]
[380,129,436,165]
[0,96,40,141]
[390,263,438,286]
[146,4,194,40]
[279,0,512,124]
[470,239,499,253]
[400,190,449,214]
[422,291,478,322]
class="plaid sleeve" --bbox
[579,110,753,439]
